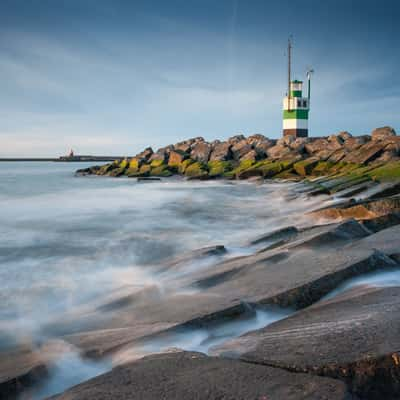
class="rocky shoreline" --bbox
[77,126,400,185]
[2,126,400,400]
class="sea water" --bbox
[0,162,326,398]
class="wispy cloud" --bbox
[0,0,398,156]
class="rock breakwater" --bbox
[77,126,400,185]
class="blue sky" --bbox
[0,0,398,156]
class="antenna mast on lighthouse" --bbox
[287,37,292,111]
[306,67,314,103]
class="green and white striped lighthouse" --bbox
[283,39,313,138]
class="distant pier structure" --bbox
[283,38,313,138]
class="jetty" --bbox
[0,155,124,162]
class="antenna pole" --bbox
[306,68,314,104]
[288,37,292,111]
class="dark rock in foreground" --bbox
[213,286,400,399]
[0,345,50,400]
[48,351,354,400]
[50,221,396,359]
[310,197,400,222]
[3,194,400,399]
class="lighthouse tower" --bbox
[282,39,312,138]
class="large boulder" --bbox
[213,286,400,400]
[344,136,370,150]
[136,147,153,161]
[209,142,232,161]
[371,126,396,141]
[327,148,348,163]
[266,144,292,160]
[50,351,352,400]
[190,142,212,163]
[327,134,345,149]
[174,140,192,153]
[184,162,209,179]
[384,136,400,153]
[293,158,320,176]
[207,160,232,177]
[289,137,309,153]
[0,345,50,400]
[342,141,387,165]
[227,134,246,144]
[253,139,276,157]
[304,138,331,156]
[231,140,253,160]
[337,131,352,141]
[310,197,400,221]
[239,149,258,162]
[168,150,188,166]
[305,137,343,159]
[247,133,267,143]
[95,163,117,175]
[149,145,173,162]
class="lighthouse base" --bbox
[283,129,308,138]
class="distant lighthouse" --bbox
[282,39,313,137]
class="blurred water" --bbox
[0,162,326,399]
[113,306,292,365]
[0,162,321,343]
[322,267,400,301]
[17,341,111,400]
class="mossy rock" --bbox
[259,161,286,178]
[109,167,126,177]
[119,158,129,170]
[233,160,290,179]
[367,161,400,182]
[150,165,173,177]
[97,163,115,175]
[332,162,363,175]
[274,168,302,181]
[207,161,233,177]
[229,160,256,178]
[293,158,319,176]
[329,175,372,193]
[150,159,165,168]
[279,159,298,169]
[333,164,377,182]
[179,159,194,174]
[129,158,140,170]
[126,168,141,177]
[254,161,287,178]
[184,162,208,179]
[168,149,189,167]
[139,164,151,176]
[312,161,336,176]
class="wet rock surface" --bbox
[48,351,354,400]
[310,197,400,221]
[213,286,400,399]
[5,156,400,399]
[0,346,49,400]
[44,221,397,358]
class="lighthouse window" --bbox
[303,100,307,107]
[297,99,301,107]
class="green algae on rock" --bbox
[207,161,233,177]
[184,162,209,179]
[76,126,400,187]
